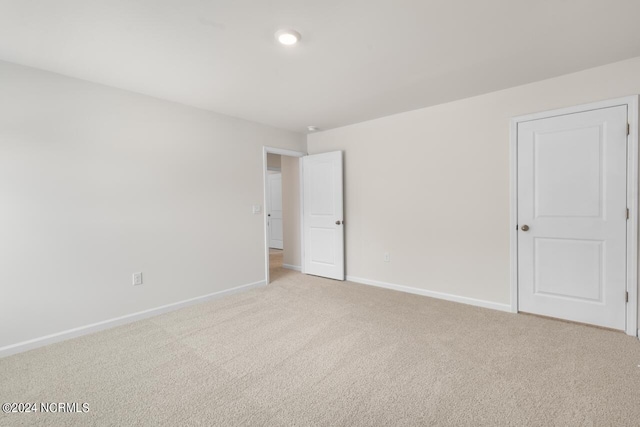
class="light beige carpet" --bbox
[1,256,640,426]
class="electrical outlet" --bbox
[252,205,262,214]
[133,272,143,286]
[384,252,390,262]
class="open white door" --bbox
[302,151,344,280]
[517,105,628,330]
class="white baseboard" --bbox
[346,275,511,313]
[0,280,266,359]
[282,264,302,271]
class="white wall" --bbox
[267,153,281,170]
[308,56,640,313]
[0,61,305,350]
[282,156,301,268]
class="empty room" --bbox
[1,1,640,426]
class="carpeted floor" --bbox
[1,254,640,426]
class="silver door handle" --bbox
[521,224,529,231]
[335,220,343,225]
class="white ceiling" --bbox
[1,0,640,133]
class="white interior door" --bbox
[517,105,628,330]
[303,151,344,280]
[267,172,283,249]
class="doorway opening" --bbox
[263,147,346,284]
[263,147,305,284]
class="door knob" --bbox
[521,224,529,231]
[335,220,343,225]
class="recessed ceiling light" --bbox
[307,126,319,132]
[275,29,301,46]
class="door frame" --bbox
[262,146,306,284]
[509,95,639,337]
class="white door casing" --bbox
[302,151,345,280]
[267,172,283,249]
[516,105,628,330]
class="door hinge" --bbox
[627,208,630,219]
[628,123,631,136]
[626,291,629,303]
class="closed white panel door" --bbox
[518,105,628,330]
[267,173,283,249]
[303,151,344,280]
